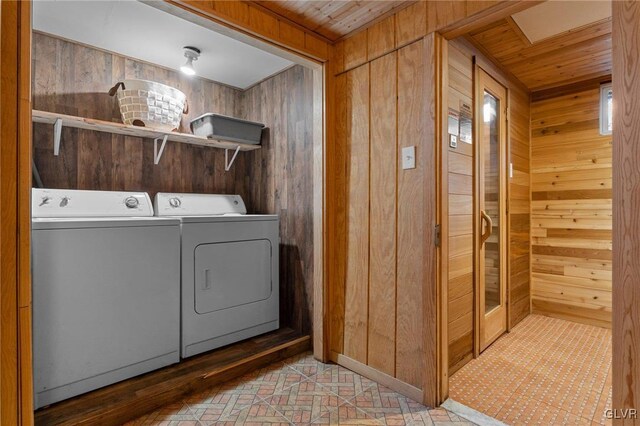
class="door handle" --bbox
[480,210,493,245]
[203,269,212,291]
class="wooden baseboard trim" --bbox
[35,329,310,426]
[329,352,424,403]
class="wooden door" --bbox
[476,68,508,352]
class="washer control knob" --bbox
[60,197,70,207]
[39,196,52,206]
[169,197,181,208]
[124,196,139,209]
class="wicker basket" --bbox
[108,79,188,132]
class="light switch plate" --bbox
[449,134,458,148]
[402,146,416,170]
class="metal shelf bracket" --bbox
[53,118,63,156]
[225,146,241,171]
[154,135,169,165]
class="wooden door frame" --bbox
[433,2,541,406]
[612,0,640,416]
[437,1,640,415]
[1,1,33,424]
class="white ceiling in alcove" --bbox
[32,0,294,90]
[511,1,611,44]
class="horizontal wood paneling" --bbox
[445,40,531,372]
[445,43,474,373]
[530,83,612,328]
[508,85,531,328]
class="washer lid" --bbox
[154,193,247,216]
[32,188,154,217]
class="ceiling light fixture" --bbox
[180,46,201,76]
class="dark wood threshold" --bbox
[35,328,310,426]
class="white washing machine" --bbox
[155,193,279,358]
[32,189,181,409]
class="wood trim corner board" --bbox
[1,2,33,425]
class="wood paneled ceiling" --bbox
[467,17,612,92]
[255,0,415,41]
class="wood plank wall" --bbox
[239,65,316,335]
[32,32,241,197]
[530,83,612,328]
[508,83,532,329]
[330,38,428,392]
[445,40,531,374]
[327,1,538,403]
[32,33,316,336]
[396,40,428,389]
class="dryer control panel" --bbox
[154,193,247,216]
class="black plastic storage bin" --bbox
[190,113,266,145]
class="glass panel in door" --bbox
[483,91,501,314]
[477,68,507,353]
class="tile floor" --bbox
[449,314,612,425]
[126,352,475,425]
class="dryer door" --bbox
[194,239,272,314]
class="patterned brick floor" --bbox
[449,314,612,425]
[126,352,475,425]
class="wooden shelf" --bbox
[33,109,261,169]
[32,110,261,151]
